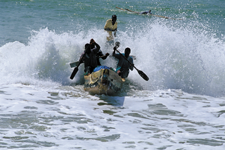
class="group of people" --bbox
[78,14,134,79]
[79,38,133,79]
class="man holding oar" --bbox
[112,43,149,81]
[79,39,110,75]
[70,39,106,79]
[112,46,134,79]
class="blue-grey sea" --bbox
[0,0,225,149]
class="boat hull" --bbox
[84,68,123,95]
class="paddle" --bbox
[114,49,149,81]
[70,61,79,68]
[70,55,107,68]
[70,54,137,68]
[70,54,85,80]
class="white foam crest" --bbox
[1,22,225,96]
[0,27,112,86]
[116,19,225,96]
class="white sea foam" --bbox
[1,0,225,149]
[1,20,225,96]
[0,85,225,149]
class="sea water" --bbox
[0,0,225,149]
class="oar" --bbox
[70,54,107,68]
[124,8,140,14]
[70,61,81,80]
[114,49,149,81]
[70,54,136,69]
[70,54,85,80]
[70,61,79,68]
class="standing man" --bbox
[112,46,134,79]
[104,15,117,43]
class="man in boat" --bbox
[112,46,134,79]
[79,39,101,75]
[104,15,117,45]
[89,40,109,66]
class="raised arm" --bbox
[112,46,120,59]
[90,39,100,53]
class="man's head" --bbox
[125,47,131,58]
[90,39,95,49]
[90,39,94,44]
[85,43,90,54]
[149,10,151,13]
[112,15,117,25]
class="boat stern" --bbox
[84,68,122,95]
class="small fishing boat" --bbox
[84,66,124,95]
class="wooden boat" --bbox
[84,66,124,95]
